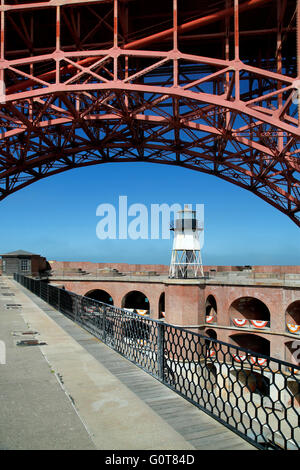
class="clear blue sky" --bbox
[0,161,299,266]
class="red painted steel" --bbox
[0,0,299,225]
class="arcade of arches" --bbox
[54,278,300,364]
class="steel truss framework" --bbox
[0,0,299,225]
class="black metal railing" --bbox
[14,274,300,451]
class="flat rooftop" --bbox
[48,271,300,288]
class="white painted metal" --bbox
[169,207,204,278]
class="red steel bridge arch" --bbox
[0,0,299,225]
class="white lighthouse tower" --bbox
[169,206,204,279]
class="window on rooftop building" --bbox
[20,259,30,272]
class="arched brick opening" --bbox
[85,289,114,305]
[228,334,270,397]
[122,290,150,312]
[285,301,300,334]
[229,369,270,397]
[229,333,270,356]
[285,341,300,367]
[205,294,217,326]
[205,329,217,340]
[285,341,300,407]
[204,329,218,361]
[158,292,165,319]
[205,295,217,318]
[229,297,270,328]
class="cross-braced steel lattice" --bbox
[0,0,299,225]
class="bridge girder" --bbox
[0,0,299,225]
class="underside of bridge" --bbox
[0,0,299,225]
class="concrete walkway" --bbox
[0,277,254,450]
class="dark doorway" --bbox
[122,291,150,311]
[85,289,114,305]
[159,292,165,319]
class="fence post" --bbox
[103,306,107,344]
[157,321,165,381]
[74,295,79,322]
